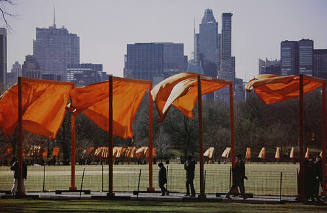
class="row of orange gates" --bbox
[219,147,323,161]
[0,145,323,162]
[0,146,157,161]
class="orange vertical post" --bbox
[17,77,24,196]
[69,113,77,190]
[299,74,305,201]
[108,76,114,197]
[229,83,235,168]
[147,84,154,191]
[197,76,205,198]
[322,82,326,195]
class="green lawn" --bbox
[0,163,299,196]
[0,199,326,213]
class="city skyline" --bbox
[3,0,327,82]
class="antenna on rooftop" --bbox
[53,6,56,28]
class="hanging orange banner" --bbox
[0,78,74,139]
[69,77,151,139]
[151,72,230,121]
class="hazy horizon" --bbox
[4,0,327,81]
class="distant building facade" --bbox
[298,39,313,76]
[313,49,327,80]
[22,55,41,79]
[281,40,298,76]
[6,61,21,88]
[258,58,281,75]
[0,28,7,92]
[33,23,80,81]
[280,39,314,76]
[66,63,106,86]
[124,42,187,85]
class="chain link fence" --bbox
[0,163,299,196]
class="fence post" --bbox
[137,169,142,199]
[229,166,232,188]
[280,172,282,202]
[101,163,104,192]
[204,170,207,192]
[166,165,169,192]
[42,164,46,192]
[80,168,85,198]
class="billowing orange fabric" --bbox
[52,147,60,157]
[221,147,231,159]
[70,77,151,139]
[145,147,156,158]
[125,146,137,158]
[0,78,74,139]
[204,147,214,159]
[290,147,295,159]
[42,148,48,158]
[245,147,251,160]
[246,74,324,104]
[258,147,266,159]
[136,146,148,158]
[151,72,230,121]
[275,147,281,159]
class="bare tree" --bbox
[0,0,15,29]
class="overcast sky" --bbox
[4,0,327,81]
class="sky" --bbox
[3,0,327,81]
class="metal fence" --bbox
[0,163,299,196]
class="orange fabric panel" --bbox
[7,147,13,154]
[52,147,60,157]
[145,147,156,158]
[0,78,74,139]
[305,147,310,159]
[70,77,151,139]
[246,74,324,105]
[275,147,281,159]
[289,147,295,159]
[151,72,230,121]
[245,147,251,160]
[258,147,266,159]
[42,148,48,158]
[204,147,214,159]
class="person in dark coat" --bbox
[158,162,167,196]
[304,158,315,202]
[184,156,195,197]
[226,154,247,199]
[10,159,27,195]
[313,156,322,201]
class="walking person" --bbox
[226,154,247,199]
[158,162,167,196]
[184,156,195,197]
[10,159,27,195]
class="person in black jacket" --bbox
[184,156,195,197]
[226,154,247,199]
[10,159,27,195]
[158,162,167,196]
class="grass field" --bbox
[0,199,327,213]
[0,163,299,196]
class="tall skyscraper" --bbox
[33,20,80,81]
[298,39,313,76]
[217,13,236,102]
[281,40,298,75]
[313,49,327,80]
[124,42,187,85]
[0,28,7,92]
[195,9,220,69]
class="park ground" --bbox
[0,199,327,212]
